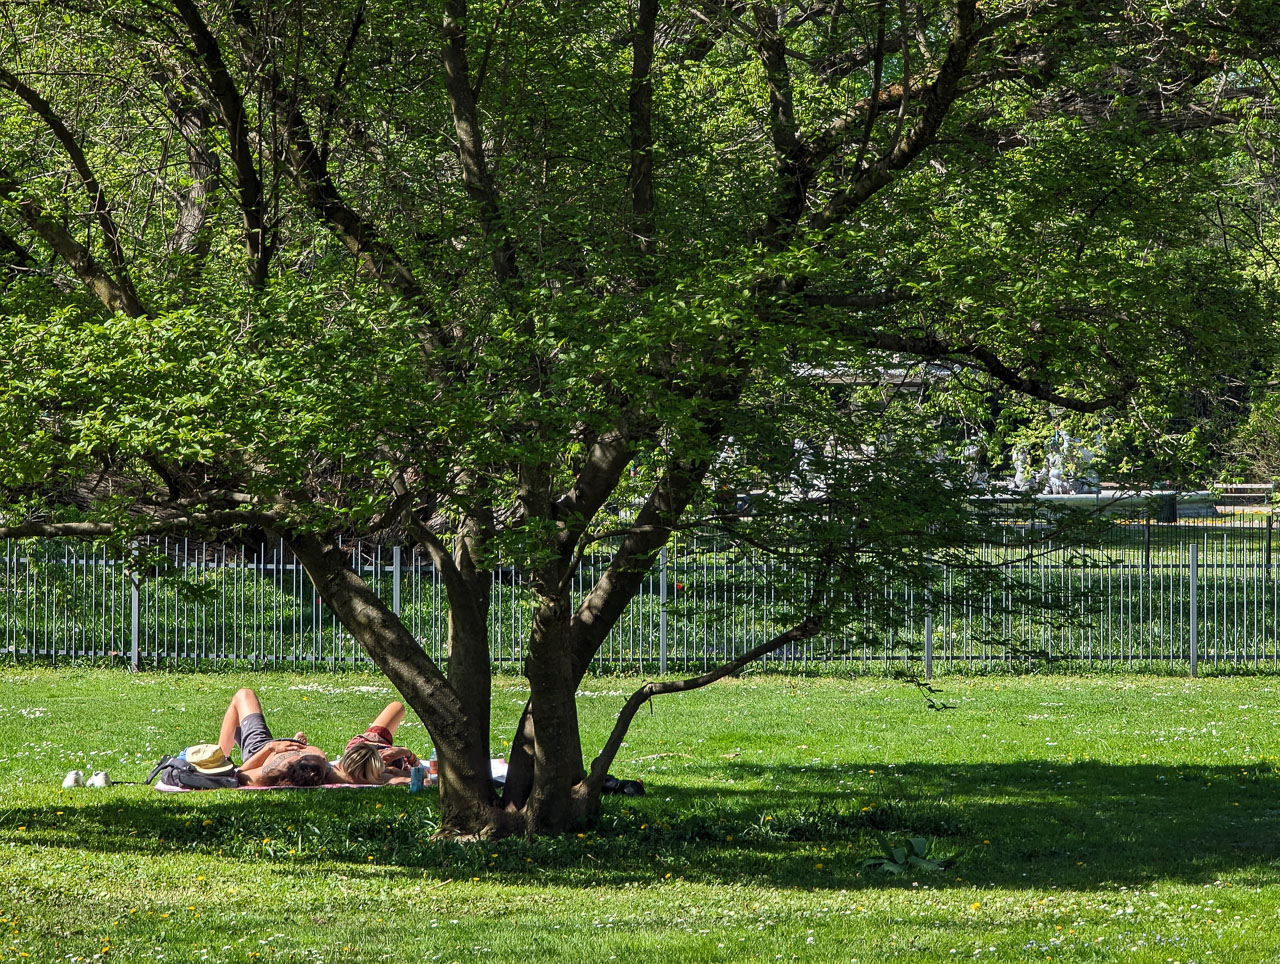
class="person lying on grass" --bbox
[337,698,421,783]
[218,688,418,787]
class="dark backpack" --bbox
[146,755,240,790]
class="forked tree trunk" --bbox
[287,531,605,837]
[285,446,725,838]
[286,532,513,835]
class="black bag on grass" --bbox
[145,755,239,790]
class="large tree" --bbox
[1,0,1276,836]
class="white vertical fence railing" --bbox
[2,514,1278,674]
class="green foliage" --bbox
[860,832,954,876]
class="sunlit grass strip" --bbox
[3,669,1280,961]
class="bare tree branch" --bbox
[584,613,825,793]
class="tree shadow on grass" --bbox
[16,758,1280,891]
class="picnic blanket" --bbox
[153,759,508,791]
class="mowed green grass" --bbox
[2,667,1280,962]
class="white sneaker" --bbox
[86,771,111,788]
[62,770,85,788]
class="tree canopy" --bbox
[3,0,1279,836]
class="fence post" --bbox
[392,546,402,617]
[923,611,934,680]
[1266,513,1273,579]
[658,546,668,674]
[1189,542,1198,679]
[129,563,141,673]
[1143,516,1152,575]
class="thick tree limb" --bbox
[158,81,220,262]
[171,0,272,287]
[0,168,143,316]
[552,409,654,558]
[629,0,659,261]
[567,451,715,675]
[286,529,501,828]
[441,0,519,285]
[392,478,490,650]
[0,507,284,539]
[278,101,442,318]
[752,2,809,239]
[0,67,141,309]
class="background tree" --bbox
[2,0,1277,837]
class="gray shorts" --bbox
[233,712,274,760]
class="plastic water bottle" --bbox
[408,763,426,792]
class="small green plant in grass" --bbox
[860,831,953,876]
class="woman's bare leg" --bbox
[218,688,264,755]
[369,701,406,737]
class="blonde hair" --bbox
[340,741,386,784]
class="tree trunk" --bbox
[285,531,506,836]
[519,586,588,833]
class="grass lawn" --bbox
[2,667,1280,962]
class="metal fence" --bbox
[2,510,1278,675]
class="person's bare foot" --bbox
[294,731,307,744]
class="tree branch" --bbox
[0,167,143,316]
[171,0,272,287]
[393,484,489,647]
[441,0,519,285]
[154,72,220,263]
[0,507,284,539]
[567,451,714,674]
[864,329,1131,413]
[751,2,808,240]
[628,0,659,262]
[584,613,825,793]
[0,67,143,313]
[319,0,368,167]
[810,0,980,233]
[802,284,915,309]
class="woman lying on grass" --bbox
[331,698,420,785]
[218,688,418,787]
